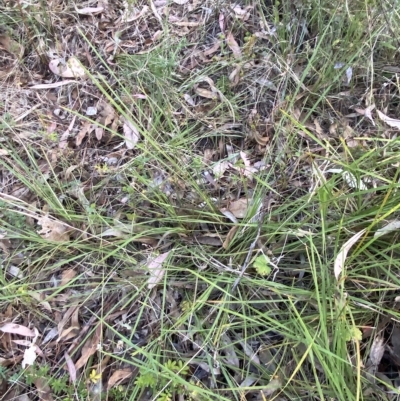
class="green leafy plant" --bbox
[253,255,272,276]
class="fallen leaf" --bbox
[226,32,242,59]
[76,121,95,146]
[374,220,400,238]
[30,80,80,89]
[327,169,367,190]
[59,115,76,150]
[147,251,171,289]
[0,323,35,337]
[121,4,149,22]
[49,57,86,78]
[377,110,400,129]
[172,0,189,3]
[75,6,104,15]
[183,93,196,106]
[22,344,37,368]
[195,87,218,99]
[107,368,133,390]
[367,336,385,368]
[61,269,77,286]
[220,333,239,367]
[37,215,70,242]
[228,198,249,218]
[74,324,102,370]
[334,229,366,280]
[261,377,282,397]
[122,116,140,149]
[34,377,54,401]
[213,160,230,179]
[64,352,77,383]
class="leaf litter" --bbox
[1,0,399,400]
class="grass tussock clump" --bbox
[1,0,400,400]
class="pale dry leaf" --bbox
[76,6,104,14]
[364,104,375,126]
[213,160,230,179]
[172,0,189,3]
[49,57,86,78]
[0,323,35,337]
[107,368,133,390]
[30,80,79,89]
[226,32,242,59]
[327,169,367,190]
[220,209,238,223]
[37,215,70,242]
[334,229,366,280]
[183,93,196,106]
[12,339,32,346]
[65,352,77,383]
[221,333,239,367]
[100,228,128,238]
[22,344,37,369]
[147,251,171,289]
[377,110,400,129]
[368,336,385,367]
[42,328,58,344]
[261,377,282,397]
[228,198,249,218]
[61,269,77,286]
[374,220,400,238]
[122,116,140,149]
[195,87,218,99]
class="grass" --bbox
[1,0,400,400]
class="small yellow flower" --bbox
[89,369,102,384]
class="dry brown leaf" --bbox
[34,377,54,401]
[228,198,249,218]
[377,110,400,129]
[226,32,242,59]
[76,121,95,146]
[37,215,70,242]
[334,229,366,280]
[122,116,140,149]
[74,324,102,370]
[61,269,77,286]
[0,34,24,58]
[107,368,133,390]
[147,251,171,289]
[0,323,35,337]
[49,57,86,78]
[59,115,76,150]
